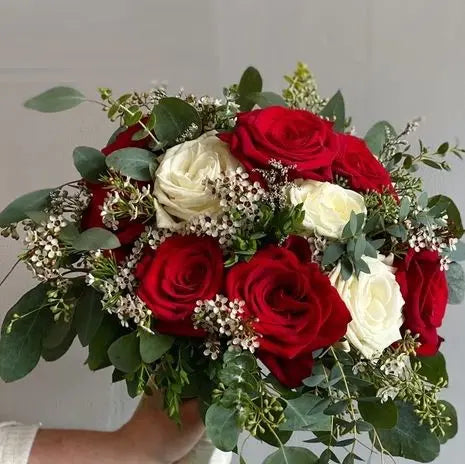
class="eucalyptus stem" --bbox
[0,259,20,288]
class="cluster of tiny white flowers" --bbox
[22,214,67,281]
[50,185,91,221]
[111,294,151,327]
[380,353,409,378]
[307,234,327,264]
[175,122,199,143]
[187,214,242,247]
[188,93,239,131]
[192,294,261,360]
[376,385,400,404]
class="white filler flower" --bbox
[289,179,366,239]
[329,255,405,359]
[154,131,239,224]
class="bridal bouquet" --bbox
[0,63,463,463]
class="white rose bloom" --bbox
[288,180,366,239]
[329,255,404,359]
[154,132,239,225]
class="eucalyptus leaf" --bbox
[411,352,448,384]
[372,401,440,462]
[358,399,397,429]
[153,97,202,144]
[438,400,457,444]
[42,323,76,362]
[322,243,345,267]
[139,330,174,363]
[448,241,465,261]
[0,284,53,382]
[364,121,396,155]
[280,393,331,432]
[320,90,345,132]
[399,197,411,221]
[428,194,464,238]
[205,404,240,452]
[447,262,465,304]
[74,287,104,347]
[237,66,263,111]
[73,146,106,183]
[24,86,86,113]
[105,147,154,181]
[108,332,141,373]
[263,446,319,464]
[72,228,121,251]
[248,91,287,108]
[0,189,54,227]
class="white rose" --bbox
[154,132,239,226]
[329,255,404,358]
[288,180,366,239]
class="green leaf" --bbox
[0,189,54,227]
[86,315,125,371]
[324,400,349,416]
[280,393,331,432]
[73,146,107,183]
[447,262,465,304]
[107,332,141,373]
[153,97,202,144]
[105,147,154,181]
[255,425,293,448]
[139,330,174,363]
[438,400,458,444]
[364,121,396,155]
[73,287,104,346]
[411,351,448,384]
[248,91,287,108]
[0,284,53,382]
[320,90,345,133]
[372,401,440,462]
[399,197,411,221]
[72,227,121,251]
[237,66,263,111]
[205,404,240,452]
[24,87,86,113]
[354,235,366,261]
[42,321,76,362]
[303,363,327,387]
[437,142,449,155]
[448,241,465,261]
[358,399,397,429]
[322,243,345,267]
[59,223,80,245]
[428,194,464,238]
[263,446,319,464]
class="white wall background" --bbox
[0,1,464,462]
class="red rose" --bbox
[81,124,152,260]
[333,134,394,193]
[219,106,340,182]
[226,245,351,387]
[282,235,313,263]
[135,235,224,337]
[395,249,448,355]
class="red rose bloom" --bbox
[80,124,152,261]
[333,134,394,193]
[395,249,448,355]
[135,235,224,337]
[226,245,351,387]
[219,106,340,182]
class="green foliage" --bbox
[0,284,53,382]
[237,66,263,111]
[320,90,345,132]
[42,317,76,362]
[107,332,141,373]
[139,330,174,364]
[263,447,319,464]
[72,227,121,251]
[247,91,287,108]
[205,404,240,451]
[280,393,331,432]
[448,241,465,261]
[24,87,86,112]
[428,194,464,238]
[446,262,465,304]
[153,97,202,145]
[73,146,107,183]
[358,399,398,429]
[105,147,156,181]
[438,401,458,444]
[373,401,440,462]
[73,287,104,347]
[86,315,126,371]
[364,121,396,155]
[411,352,448,385]
[0,188,54,227]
